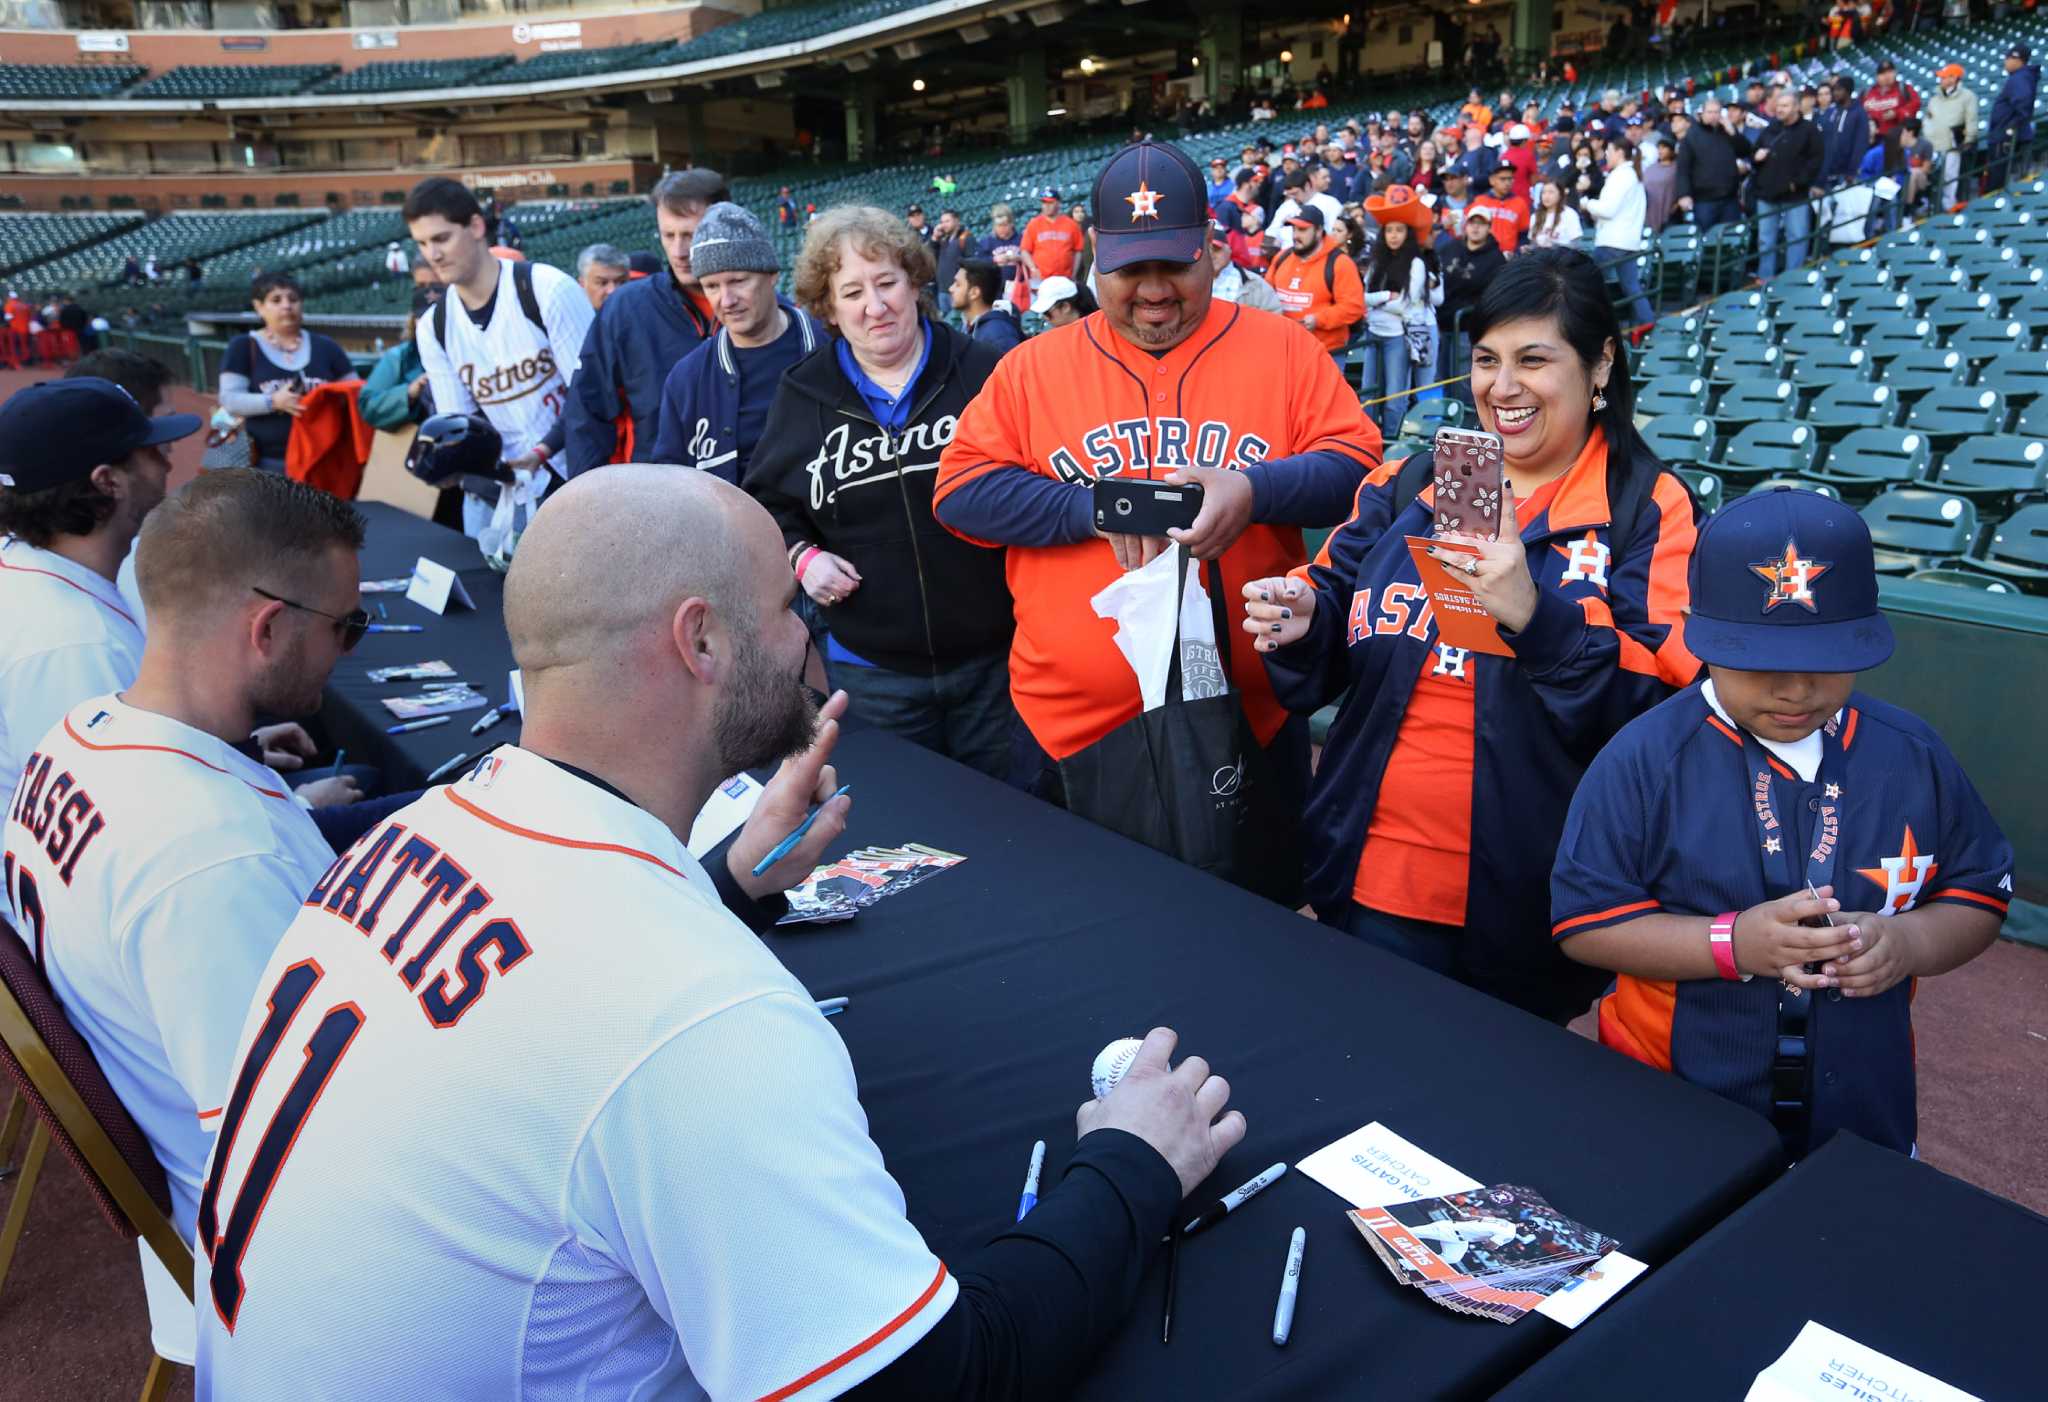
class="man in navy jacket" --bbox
[646,202,823,482]
[564,169,724,473]
[1989,44,2041,188]
[1815,77,1870,189]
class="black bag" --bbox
[1055,551,1303,907]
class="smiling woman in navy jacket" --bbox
[1243,249,1701,1022]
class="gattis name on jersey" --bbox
[1046,417,1272,483]
[299,818,532,1030]
[459,348,561,407]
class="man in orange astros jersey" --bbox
[934,140,1381,839]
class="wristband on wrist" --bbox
[794,546,822,582]
[1709,912,1750,982]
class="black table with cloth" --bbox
[1497,1132,2041,1401]
[323,503,1787,1399]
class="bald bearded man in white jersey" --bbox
[197,466,1246,1400]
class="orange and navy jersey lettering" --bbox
[1264,431,1702,1003]
[935,298,1380,761]
[1551,684,2014,1154]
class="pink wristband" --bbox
[794,546,822,581]
[1709,912,1748,982]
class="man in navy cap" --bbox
[1989,43,2040,190]
[935,141,1378,882]
[1553,488,2012,1160]
[0,377,197,808]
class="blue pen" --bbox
[749,783,851,877]
[367,623,425,634]
[387,716,451,735]
[329,747,346,780]
[1017,1140,1046,1221]
[815,996,849,1017]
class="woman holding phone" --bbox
[1242,249,1701,1021]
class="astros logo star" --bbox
[1126,180,1163,222]
[1750,538,1830,613]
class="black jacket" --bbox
[1751,115,1824,202]
[1436,234,1506,337]
[1674,124,1749,202]
[745,319,1014,672]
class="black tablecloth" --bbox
[1497,1132,2040,1401]
[324,504,1786,1400]
[322,503,522,787]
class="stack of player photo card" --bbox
[778,844,966,926]
[1349,1184,1619,1324]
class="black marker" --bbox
[1182,1162,1287,1237]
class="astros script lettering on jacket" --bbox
[803,414,959,509]
[1045,417,1273,483]
[458,347,561,408]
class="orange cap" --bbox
[1938,63,1965,81]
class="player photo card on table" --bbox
[1350,1184,1620,1325]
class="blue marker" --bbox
[329,747,346,779]
[366,623,424,634]
[749,783,852,877]
[387,716,451,735]
[814,997,849,1017]
[1017,1140,1046,1221]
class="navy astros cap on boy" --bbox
[1685,486,1896,673]
[0,377,201,493]
[1091,141,1209,274]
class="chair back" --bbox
[0,919,192,1296]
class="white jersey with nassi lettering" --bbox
[2,695,333,1240]
[0,537,144,827]
[415,256,593,461]
[196,746,956,1401]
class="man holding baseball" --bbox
[195,467,1247,1399]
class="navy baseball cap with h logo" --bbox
[1091,141,1210,274]
[1685,487,1895,673]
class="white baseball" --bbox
[1092,1037,1144,1100]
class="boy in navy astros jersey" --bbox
[1552,488,2011,1159]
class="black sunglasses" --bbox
[252,586,371,651]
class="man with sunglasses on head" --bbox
[2,466,364,1369]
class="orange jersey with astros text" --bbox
[935,299,1381,760]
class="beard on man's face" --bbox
[712,622,819,777]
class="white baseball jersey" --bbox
[196,746,956,1400]
[0,537,145,835]
[1,695,333,1241]
[415,256,593,462]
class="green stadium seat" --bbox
[1807,428,1933,501]
[1905,385,2009,448]
[1884,348,1969,403]
[1674,467,1723,515]
[1935,436,2048,517]
[1863,318,1939,366]
[1773,286,1838,319]
[1636,346,1706,379]
[1971,502,2048,591]
[1903,567,2026,594]
[1709,343,1785,385]
[1979,264,2046,305]
[1840,289,1916,336]
[1780,318,1850,358]
[1860,488,1980,574]
[1748,478,1841,502]
[1714,377,1798,428]
[1639,414,1717,467]
[1976,352,2048,409]
[1706,316,1774,352]
[1807,380,1900,438]
[1721,421,1822,482]
[1398,400,1465,440]
[1955,320,2030,364]
[1923,289,1997,335]
[1635,375,1709,418]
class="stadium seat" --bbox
[1773,287,1838,319]
[1923,289,1997,335]
[1936,436,2048,517]
[1674,467,1723,515]
[1979,264,2046,306]
[1975,352,2048,410]
[1721,421,1822,483]
[1635,375,1709,418]
[1744,476,1840,500]
[1398,400,1465,440]
[1714,377,1798,428]
[1879,349,1967,404]
[1955,320,2031,364]
[1860,488,1980,574]
[1971,502,2048,591]
[1905,385,2009,448]
[1840,289,1916,336]
[1639,414,1717,467]
[0,63,143,99]
[1636,345,1706,380]
[1780,317,1851,358]
[1706,316,1774,353]
[1709,343,1784,385]
[1903,567,2025,594]
[1862,319,1938,366]
[1806,381,1899,438]
[129,64,334,98]
[1807,428,1933,501]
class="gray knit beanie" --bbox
[688,202,778,277]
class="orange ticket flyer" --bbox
[1402,537,1513,657]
